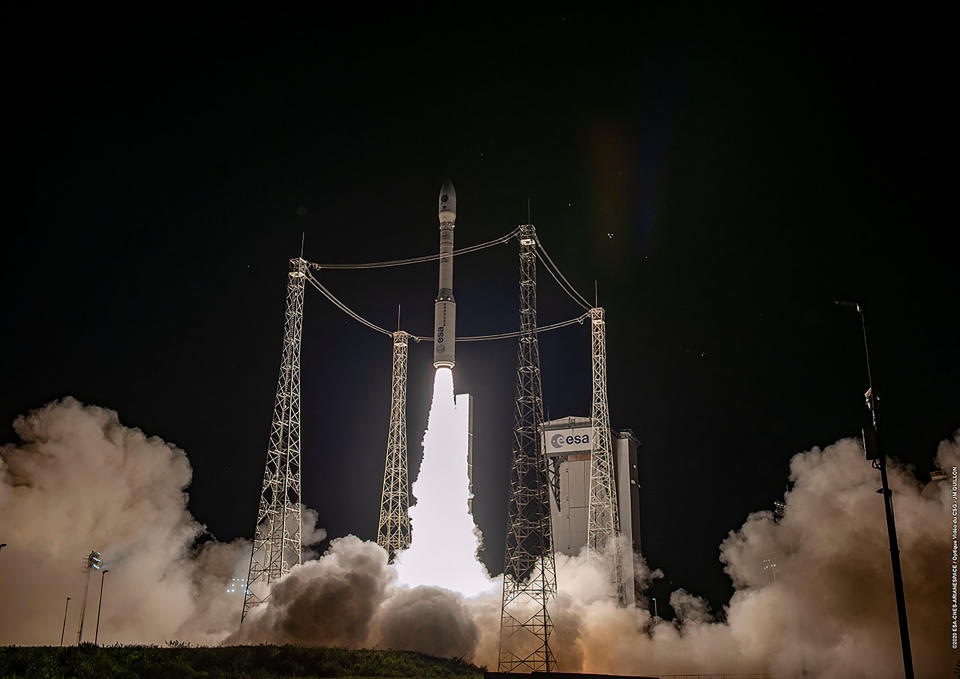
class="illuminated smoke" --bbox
[0,398,253,645]
[233,366,492,656]
[394,367,494,597]
[527,434,960,678]
[230,534,482,659]
[1,396,954,677]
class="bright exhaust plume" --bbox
[394,367,493,597]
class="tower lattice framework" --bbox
[377,330,411,562]
[498,224,557,673]
[242,257,306,623]
[586,306,626,603]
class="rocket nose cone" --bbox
[439,178,457,222]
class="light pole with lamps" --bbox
[836,300,914,679]
[59,596,71,647]
[95,569,110,646]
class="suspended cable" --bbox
[456,313,590,342]
[308,227,520,270]
[535,236,592,309]
[301,226,592,344]
[408,313,590,343]
[306,267,588,343]
[535,250,591,311]
[304,271,395,338]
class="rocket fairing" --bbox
[434,179,456,369]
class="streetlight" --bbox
[59,596,71,647]
[77,549,101,645]
[95,569,110,646]
[836,301,914,679]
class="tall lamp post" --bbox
[836,301,914,679]
[77,549,102,644]
[59,596,71,647]
[95,569,110,646]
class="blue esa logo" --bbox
[550,432,590,448]
[437,326,445,343]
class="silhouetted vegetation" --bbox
[0,643,484,678]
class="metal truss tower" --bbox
[377,330,411,562]
[586,306,627,604]
[242,257,306,624]
[498,224,557,673]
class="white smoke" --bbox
[539,435,959,678]
[1,397,954,677]
[0,398,325,646]
[231,433,958,677]
[229,534,483,658]
[0,398,249,645]
[232,536,394,647]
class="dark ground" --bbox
[0,644,482,679]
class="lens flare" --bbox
[394,368,494,597]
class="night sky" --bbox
[6,7,957,617]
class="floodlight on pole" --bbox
[835,300,914,679]
[59,596,71,647]
[76,549,102,645]
[95,569,109,646]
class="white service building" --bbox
[542,415,642,603]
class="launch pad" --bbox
[242,181,630,674]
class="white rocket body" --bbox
[434,179,456,368]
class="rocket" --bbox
[434,179,456,369]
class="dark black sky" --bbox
[6,6,957,617]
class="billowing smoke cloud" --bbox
[229,535,483,659]
[0,398,480,658]
[233,536,392,647]
[1,398,954,677]
[543,435,958,678]
[375,587,480,658]
[232,434,956,677]
[0,398,252,645]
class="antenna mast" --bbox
[241,257,306,623]
[587,306,626,603]
[498,223,557,673]
[377,328,411,561]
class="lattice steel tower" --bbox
[241,257,306,623]
[377,330,411,562]
[586,306,626,603]
[498,224,557,673]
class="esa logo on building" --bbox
[550,432,590,449]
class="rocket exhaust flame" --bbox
[394,368,493,597]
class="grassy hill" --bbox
[0,644,484,679]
